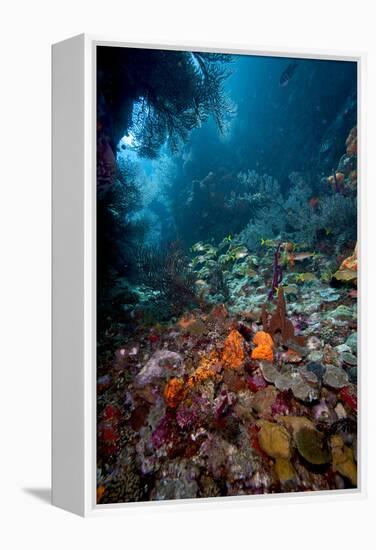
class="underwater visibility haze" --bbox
[96,46,358,504]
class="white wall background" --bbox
[1,0,375,548]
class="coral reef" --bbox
[327,126,357,195]
[237,168,356,254]
[96,52,358,504]
[97,199,358,503]
[97,247,358,501]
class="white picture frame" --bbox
[52,34,366,517]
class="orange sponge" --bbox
[163,378,186,408]
[251,331,274,361]
[222,329,245,369]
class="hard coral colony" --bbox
[96,46,358,504]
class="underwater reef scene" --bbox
[96,46,358,504]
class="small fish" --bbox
[295,272,317,283]
[290,252,315,262]
[218,234,233,250]
[261,238,280,247]
[194,279,208,287]
[325,228,332,236]
[282,284,299,295]
[218,254,230,265]
[191,242,217,256]
[231,245,249,260]
[279,61,299,87]
[191,241,206,253]
[333,269,357,282]
[195,255,209,265]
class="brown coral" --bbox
[222,329,246,369]
[262,287,305,349]
[178,313,206,336]
[251,331,274,361]
[163,378,187,408]
[210,303,228,320]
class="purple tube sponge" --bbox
[268,242,283,300]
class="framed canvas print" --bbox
[52,35,364,516]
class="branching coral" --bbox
[227,171,282,211]
[97,47,235,156]
[238,172,311,251]
[97,164,146,344]
[177,169,285,245]
[238,169,356,253]
[136,242,197,315]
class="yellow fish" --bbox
[261,238,280,247]
[295,272,317,283]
